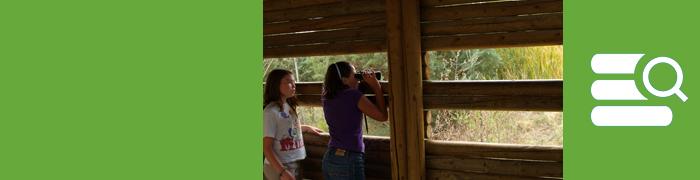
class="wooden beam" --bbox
[386,0,407,177]
[426,169,558,180]
[421,0,562,22]
[424,95,562,111]
[264,0,345,12]
[301,134,563,179]
[295,95,323,107]
[422,52,432,139]
[264,12,386,35]
[294,81,561,96]
[422,30,563,51]
[421,13,562,36]
[423,80,562,96]
[297,94,561,111]
[264,0,385,23]
[294,82,389,95]
[426,140,563,162]
[426,155,562,178]
[422,80,562,111]
[403,0,427,176]
[296,94,391,108]
[420,0,503,7]
[386,0,426,179]
[303,133,392,152]
[263,39,386,58]
[292,81,562,111]
[264,26,386,47]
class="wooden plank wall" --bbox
[303,134,562,180]
[264,0,563,179]
[420,0,563,50]
[264,0,387,58]
[294,81,563,111]
[264,0,562,58]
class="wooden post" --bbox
[386,0,425,179]
[422,51,431,139]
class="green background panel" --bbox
[565,0,699,179]
[0,0,261,179]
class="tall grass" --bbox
[265,46,564,146]
[496,45,563,80]
[428,45,563,145]
[429,110,563,145]
[299,106,391,137]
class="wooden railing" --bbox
[294,80,562,111]
[264,0,564,179]
[303,133,562,180]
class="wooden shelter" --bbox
[264,0,563,179]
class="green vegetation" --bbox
[263,45,563,146]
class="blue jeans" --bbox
[322,147,365,180]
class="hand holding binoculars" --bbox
[354,72,382,81]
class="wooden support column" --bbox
[422,52,431,139]
[386,0,425,179]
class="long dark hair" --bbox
[264,69,298,115]
[323,61,352,99]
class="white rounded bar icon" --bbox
[592,106,672,126]
[591,80,647,100]
[591,54,644,74]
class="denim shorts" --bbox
[322,147,365,180]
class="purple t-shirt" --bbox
[322,88,364,152]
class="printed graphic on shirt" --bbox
[280,111,290,118]
[278,111,304,151]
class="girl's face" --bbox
[343,65,359,89]
[279,74,296,99]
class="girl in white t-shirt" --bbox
[263,69,323,180]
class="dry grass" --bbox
[429,110,562,145]
[270,45,564,146]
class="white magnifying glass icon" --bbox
[642,57,688,102]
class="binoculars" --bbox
[354,72,382,81]
[356,72,382,94]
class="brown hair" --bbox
[323,61,352,99]
[263,69,298,115]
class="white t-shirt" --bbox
[263,102,306,164]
